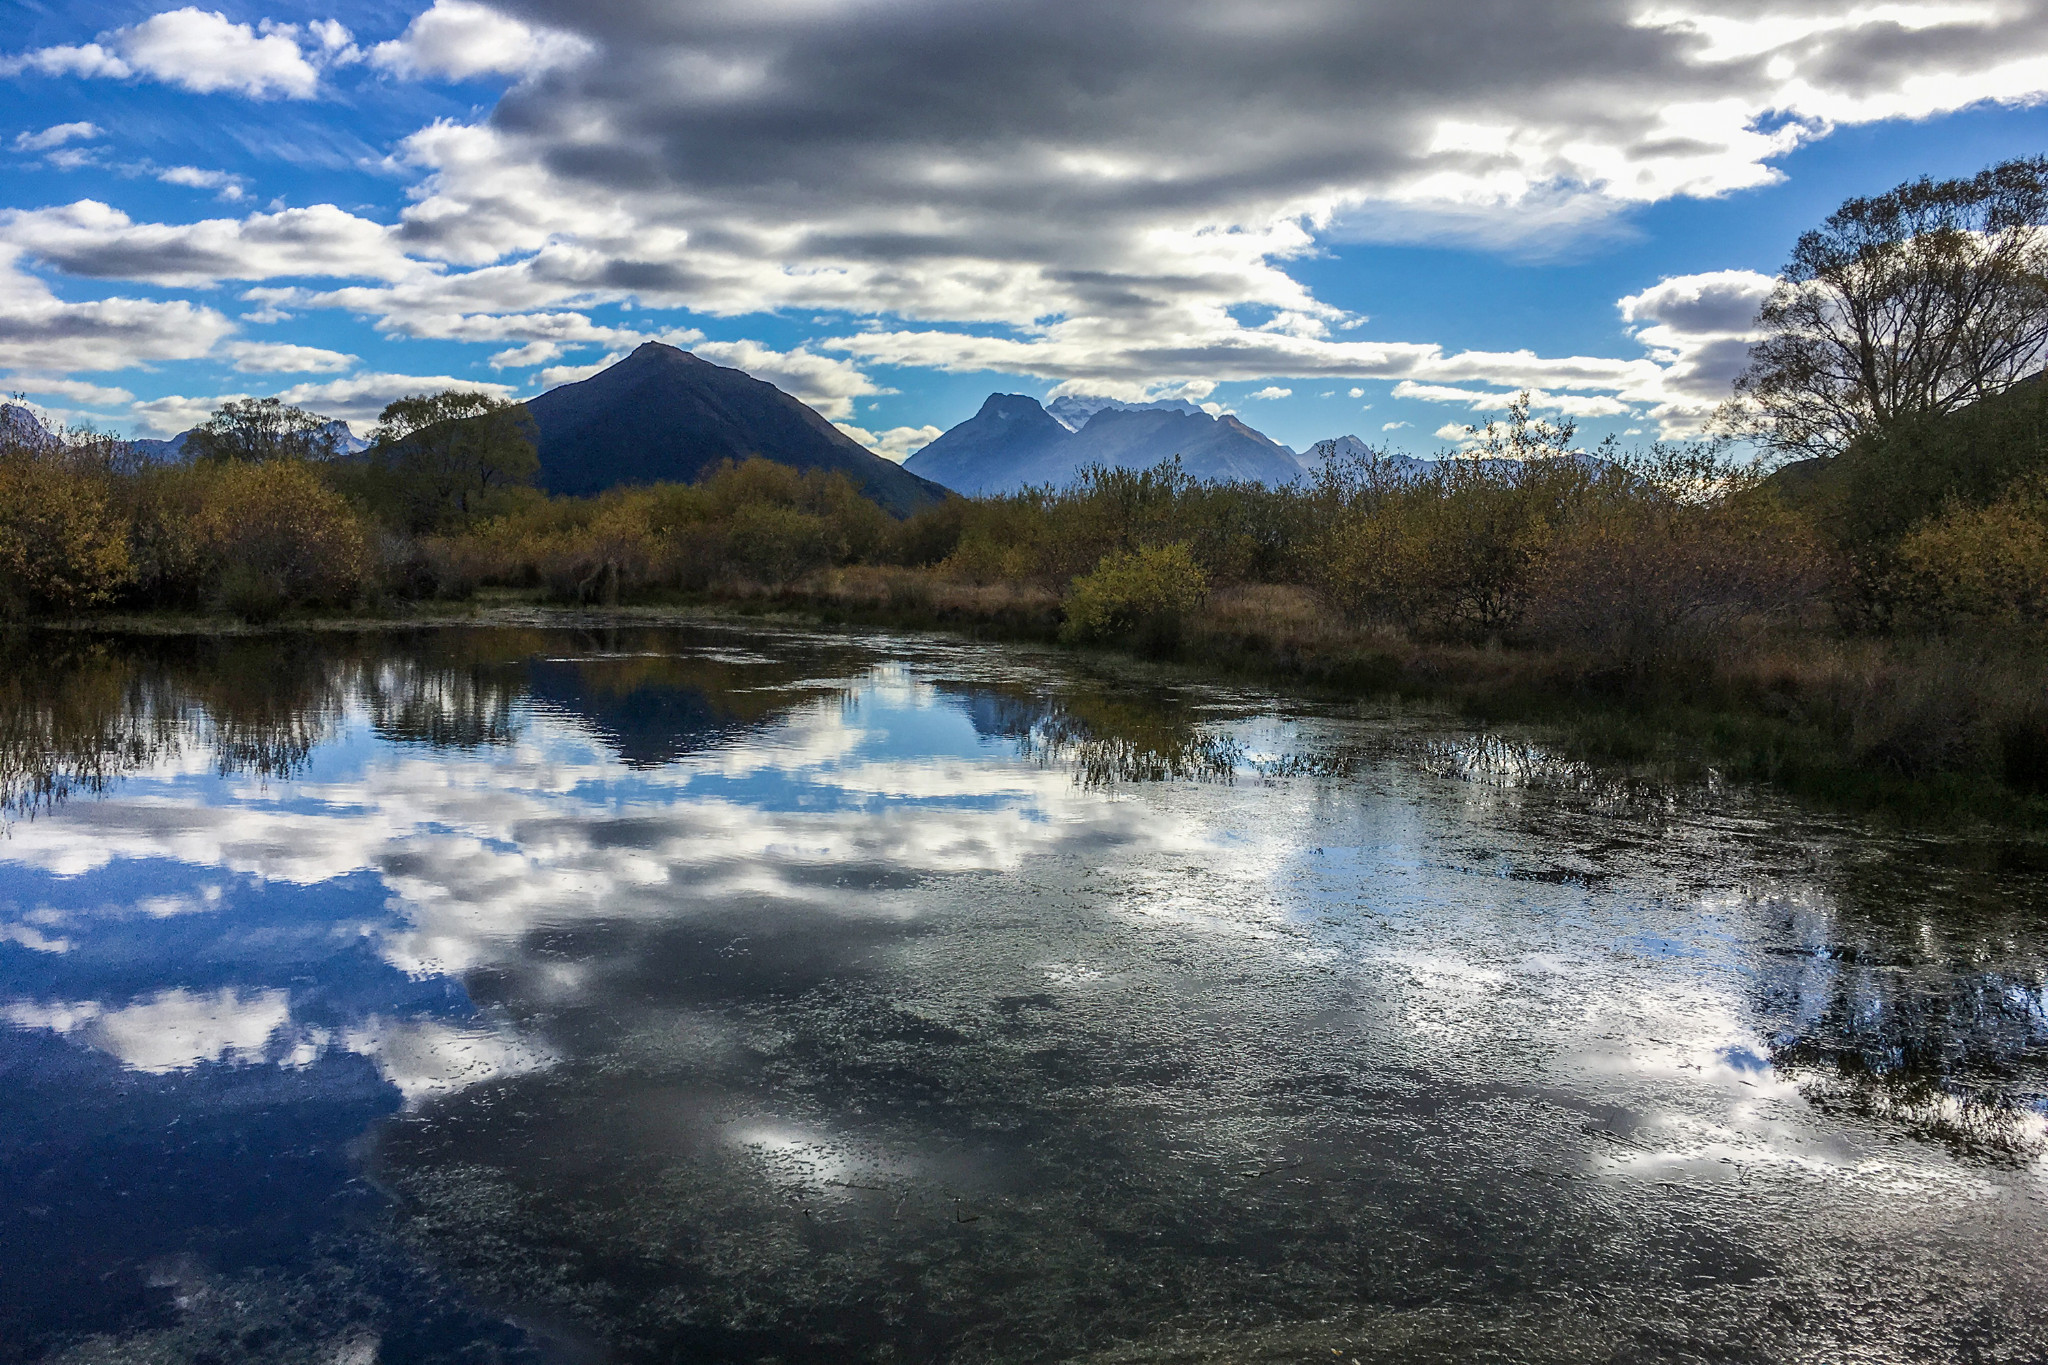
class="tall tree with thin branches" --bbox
[1735,156,2048,458]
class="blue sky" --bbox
[4,0,2047,459]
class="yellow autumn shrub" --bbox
[1892,474,2048,623]
[0,449,133,617]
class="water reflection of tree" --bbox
[183,636,348,779]
[0,625,867,818]
[0,631,535,818]
[944,679,1245,785]
[0,637,176,820]
[1760,854,2048,1160]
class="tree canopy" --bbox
[1735,155,2048,458]
[365,391,539,532]
[184,397,346,464]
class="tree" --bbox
[184,397,346,463]
[368,391,539,531]
[1735,155,2048,458]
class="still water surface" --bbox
[1,625,2044,1363]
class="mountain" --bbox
[1045,394,1205,431]
[1296,434,1431,478]
[1066,407,1303,484]
[526,342,946,514]
[125,432,190,462]
[901,394,1077,495]
[0,403,57,450]
[903,393,1307,494]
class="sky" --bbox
[3,0,2047,461]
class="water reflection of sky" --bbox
[1,629,2044,1363]
[0,657,1202,1106]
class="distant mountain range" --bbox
[12,352,1441,510]
[903,393,1306,494]
[527,342,946,514]
[122,419,369,464]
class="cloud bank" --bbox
[3,0,2047,435]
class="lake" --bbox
[2,623,2044,1363]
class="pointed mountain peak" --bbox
[524,343,944,513]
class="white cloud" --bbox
[1,201,417,287]
[1389,380,1632,418]
[836,422,944,462]
[1433,422,1470,441]
[130,393,230,435]
[342,1015,556,1106]
[488,340,561,368]
[830,324,1662,401]
[0,44,132,81]
[1615,269,1779,434]
[1,8,325,99]
[271,371,516,423]
[370,0,594,81]
[0,250,234,373]
[1247,386,1293,400]
[14,122,101,152]
[537,351,626,386]
[693,339,887,421]
[4,375,135,406]
[1347,387,1365,398]
[223,340,357,373]
[157,165,247,200]
[1381,420,1411,431]
[5,988,291,1073]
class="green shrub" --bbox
[728,502,833,584]
[1060,542,1208,651]
[1315,457,1590,637]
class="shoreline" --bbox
[16,585,2048,831]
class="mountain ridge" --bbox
[904,394,1305,494]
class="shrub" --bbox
[0,446,133,617]
[1523,489,1830,667]
[1889,473,2048,624]
[1060,541,1208,651]
[191,460,369,615]
[1316,457,1589,637]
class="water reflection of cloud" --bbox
[341,1015,557,1107]
[5,987,290,1073]
[0,671,1219,1101]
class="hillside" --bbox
[528,342,947,514]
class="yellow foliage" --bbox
[1892,474,2048,623]
[190,460,369,613]
[0,451,133,616]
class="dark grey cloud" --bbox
[375,0,2048,333]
